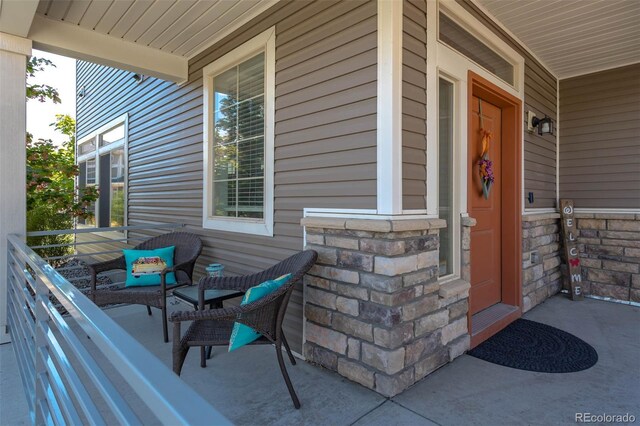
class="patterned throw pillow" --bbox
[228,274,293,352]
[123,246,177,287]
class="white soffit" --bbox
[32,0,278,58]
[476,0,640,79]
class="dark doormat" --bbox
[468,319,598,373]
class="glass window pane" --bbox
[211,52,265,221]
[213,142,237,181]
[439,14,514,85]
[237,137,264,179]
[86,158,96,185]
[79,137,96,155]
[238,96,264,140]
[110,149,125,227]
[237,178,263,219]
[214,67,238,112]
[100,124,125,147]
[213,180,238,217]
[438,79,454,277]
[78,161,96,226]
[213,180,236,217]
[214,106,237,145]
[238,53,264,101]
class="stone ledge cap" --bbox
[439,279,470,299]
[461,217,477,227]
[302,216,447,232]
[522,212,560,222]
[301,217,346,230]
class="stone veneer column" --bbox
[301,217,470,397]
[460,216,476,283]
[521,213,562,312]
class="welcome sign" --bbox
[560,199,584,301]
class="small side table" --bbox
[173,286,243,310]
[173,285,244,365]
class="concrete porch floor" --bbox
[1,294,638,425]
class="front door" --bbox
[469,95,502,315]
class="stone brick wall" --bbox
[301,217,470,397]
[522,213,563,312]
[576,213,640,302]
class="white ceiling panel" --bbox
[121,0,175,42]
[78,0,113,30]
[93,0,135,34]
[133,1,197,46]
[147,1,214,49]
[62,0,91,24]
[176,1,264,57]
[477,0,640,78]
[32,0,275,62]
[161,0,236,53]
[108,0,154,38]
[46,0,72,20]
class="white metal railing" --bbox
[6,225,231,425]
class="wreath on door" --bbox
[477,99,494,199]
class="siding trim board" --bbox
[377,0,404,214]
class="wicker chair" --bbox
[88,232,203,342]
[170,250,317,409]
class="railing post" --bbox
[34,276,49,425]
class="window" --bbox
[439,13,514,85]
[203,27,275,236]
[77,116,128,230]
[438,78,455,277]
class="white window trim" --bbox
[202,27,275,237]
[76,113,129,234]
[436,74,461,281]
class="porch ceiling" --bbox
[476,0,640,79]
[0,0,277,82]
[33,0,276,58]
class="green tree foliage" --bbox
[25,57,99,260]
[26,57,61,104]
[27,115,99,260]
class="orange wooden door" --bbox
[469,95,502,315]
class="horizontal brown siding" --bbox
[402,0,427,210]
[559,64,640,209]
[76,0,378,354]
[457,0,558,209]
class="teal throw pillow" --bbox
[228,274,292,352]
[123,246,177,287]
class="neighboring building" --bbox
[72,0,640,397]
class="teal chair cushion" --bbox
[228,274,292,352]
[123,246,177,287]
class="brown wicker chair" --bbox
[88,232,203,342]
[170,250,317,409]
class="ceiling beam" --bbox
[0,0,39,37]
[28,15,188,84]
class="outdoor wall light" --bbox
[132,73,147,84]
[526,111,554,136]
